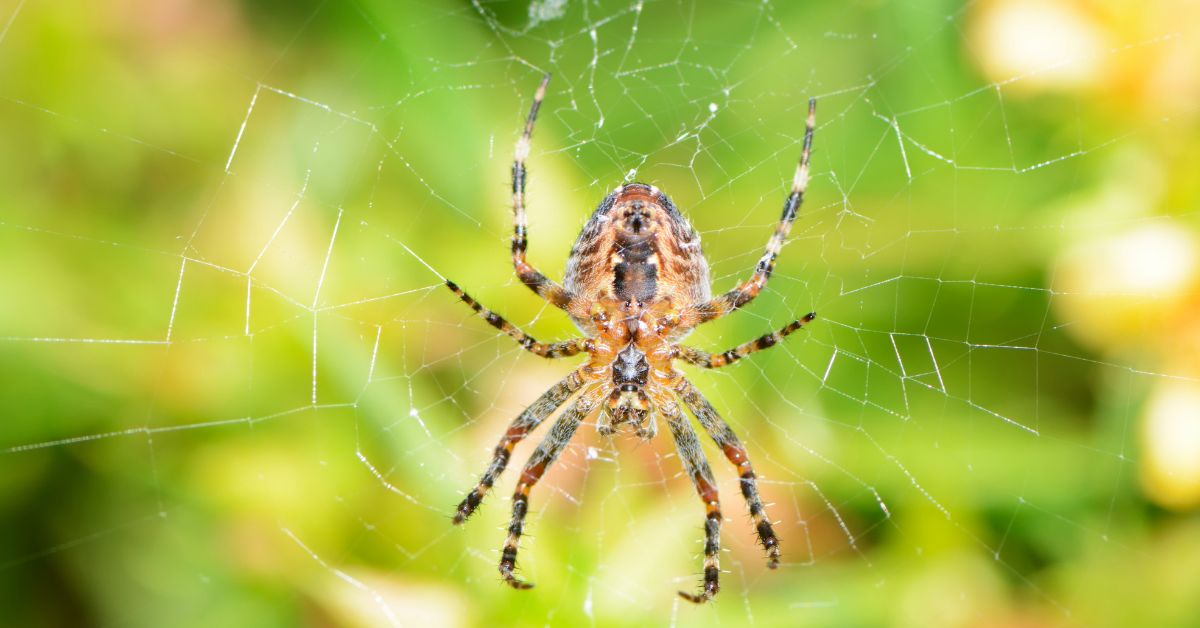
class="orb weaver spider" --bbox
[447,74,816,603]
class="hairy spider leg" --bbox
[453,370,585,524]
[511,73,575,311]
[675,312,816,368]
[500,388,603,588]
[676,379,782,568]
[444,280,588,358]
[661,402,723,604]
[685,98,817,326]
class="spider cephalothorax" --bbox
[445,74,817,603]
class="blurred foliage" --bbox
[1,0,1198,626]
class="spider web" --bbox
[2,0,1197,626]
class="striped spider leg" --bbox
[451,367,586,524]
[680,98,817,327]
[443,280,589,359]
[497,386,607,588]
[655,313,819,601]
[675,378,782,576]
[674,312,817,368]
[659,400,723,603]
[509,73,578,313]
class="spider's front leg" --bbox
[661,401,722,603]
[499,387,603,589]
[683,98,816,326]
[676,378,782,569]
[453,369,584,523]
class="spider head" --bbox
[613,345,650,386]
[597,345,655,437]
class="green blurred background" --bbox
[2,0,1199,626]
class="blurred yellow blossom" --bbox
[968,0,1200,119]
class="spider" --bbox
[446,74,816,604]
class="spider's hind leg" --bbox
[681,98,817,327]
[509,73,576,312]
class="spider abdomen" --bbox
[613,235,658,303]
[563,184,712,325]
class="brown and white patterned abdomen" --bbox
[563,183,711,331]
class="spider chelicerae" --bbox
[447,74,816,603]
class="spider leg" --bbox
[676,378,781,568]
[500,388,602,589]
[511,73,575,311]
[683,98,816,326]
[453,370,585,524]
[661,402,723,604]
[675,312,815,368]
[444,280,588,358]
